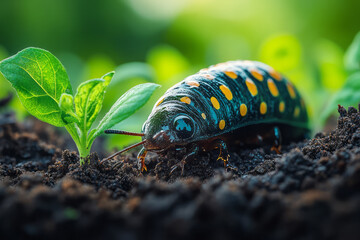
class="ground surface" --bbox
[1,100,360,240]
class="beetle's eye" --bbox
[173,115,194,139]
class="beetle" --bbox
[103,60,309,173]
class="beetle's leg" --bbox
[212,140,229,166]
[213,139,238,171]
[270,126,282,154]
[170,144,199,175]
[137,147,148,172]
[214,139,230,166]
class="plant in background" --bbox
[0,47,160,164]
[320,31,360,122]
[259,32,360,131]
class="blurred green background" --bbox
[1,0,360,150]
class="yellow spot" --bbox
[267,79,279,97]
[200,68,208,72]
[186,80,200,87]
[294,106,300,118]
[219,120,225,130]
[260,102,267,115]
[180,96,191,104]
[201,113,206,119]
[287,82,296,99]
[201,73,215,80]
[219,85,233,100]
[155,97,164,107]
[269,69,282,81]
[224,71,237,79]
[245,79,258,96]
[211,97,220,110]
[240,104,247,116]
[250,69,264,81]
[279,101,285,113]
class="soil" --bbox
[1,98,360,239]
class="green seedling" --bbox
[0,47,160,164]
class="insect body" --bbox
[105,60,309,172]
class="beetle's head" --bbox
[142,105,197,152]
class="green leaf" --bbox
[59,93,79,124]
[0,47,72,127]
[74,79,107,131]
[89,83,160,144]
[321,72,360,122]
[101,71,115,86]
[344,31,360,73]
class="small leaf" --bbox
[344,31,360,73]
[74,79,106,131]
[0,47,72,127]
[59,93,79,124]
[321,72,360,122]
[101,71,115,86]
[90,83,160,142]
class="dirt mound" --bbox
[1,105,360,239]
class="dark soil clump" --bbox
[1,105,360,239]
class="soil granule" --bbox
[1,103,360,240]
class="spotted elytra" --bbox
[103,60,309,173]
